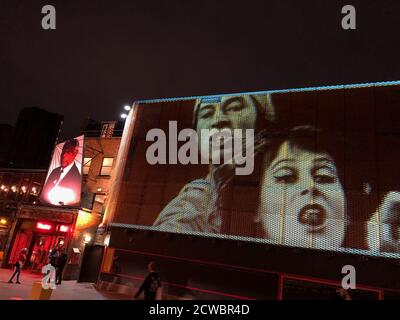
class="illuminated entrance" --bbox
[9,219,71,272]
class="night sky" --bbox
[1,0,399,139]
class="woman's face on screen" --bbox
[257,141,346,250]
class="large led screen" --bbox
[40,135,84,207]
[112,83,400,258]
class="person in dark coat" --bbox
[49,247,59,268]
[134,261,161,300]
[56,247,68,285]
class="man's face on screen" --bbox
[196,96,257,132]
[258,141,346,249]
[196,96,257,163]
[61,148,78,168]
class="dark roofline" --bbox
[0,168,48,173]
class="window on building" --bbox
[83,157,92,175]
[100,157,114,176]
[101,122,116,138]
[17,176,30,202]
[29,181,41,204]
[93,194,106,213]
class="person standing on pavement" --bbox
[8,248,28,284]
[49,247,59,268]
[56,247,68,285]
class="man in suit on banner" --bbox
[41,138,82,206]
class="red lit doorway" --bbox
[8,219,71,272]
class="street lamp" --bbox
[120,104,132,119]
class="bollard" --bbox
[29,282,53,300]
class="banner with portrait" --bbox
[40,135,84,207]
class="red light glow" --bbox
[37,222,52,231]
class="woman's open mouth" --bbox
[298,204,327,232]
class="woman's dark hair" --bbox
[261,125,345,185]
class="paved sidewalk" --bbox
[0,268,129,300]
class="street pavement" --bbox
[0,268,129,300]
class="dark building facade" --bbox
[0,168,47,264]
[0,119,123,282]
[6,107,63,169]
[0,124,15,167]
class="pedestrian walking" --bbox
[134,261,162,300]
[8,248,28,284]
